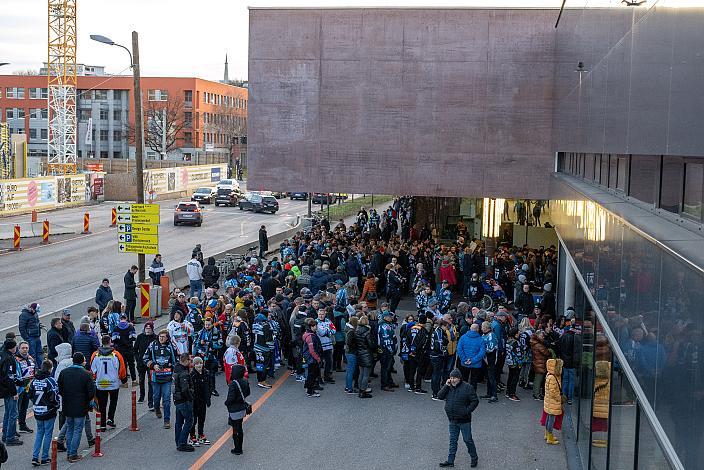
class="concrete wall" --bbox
[554,5,704,157]
[248,8,560,199]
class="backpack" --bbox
[293,315,307,344]
[0,440,7,464]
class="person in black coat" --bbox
[201,257,220,290]
[258,225,269,259]
[438,369,480,468]
[225,364,250,455]
[173,353,195,452]
[124,265,138,323]
[190,357,212,445]
[46,318,66,367]
[354,315,374,398]
[60,309,76,344]
[133,321,156,407]
[57,352,96,461]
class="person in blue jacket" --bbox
[456,324,485,389]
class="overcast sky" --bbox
[0,0,625,81]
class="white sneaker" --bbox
[307,392,321,398]
[404,383,411,390]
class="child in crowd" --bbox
[541,358,564,445]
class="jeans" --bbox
[152,381,172,422]
[380,352,394,388]
[57,414,93,443]
[189,280,203,300]
[32,417,56,461]
[65,416,85,457]
[321,349,333,380]
[28,336,43,363]
[448,421,478,464]
[175,402,194,447]
[545,413,556,432]
[358,366,371,393]
[431,356,446,396]
[562,367,575,401]
[2,397,18,442]
[345,353,357,390]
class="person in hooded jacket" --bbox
[14,341,36,435]
[111,313,137,386]
[134,321,156,408]
[57,352,96,463]
[202,257,220,290]
[148,254,165,286]
[302,319,323,397]
[224,364,250,455]
[344,316,358,393]
[71,323,99,366]
[407,313,430,394]
[95,279,113,313]
[223,334,248,384]
[46,318,65,367]
[354,315,374,398]
[29,360,59,466]
[168,310,194,356]
[456,324,486,387]
[53,342,90,451]
[19,304,44,363]
[144,330,177,427]
[189,356,212,447]
[0,339,24,446]
[251,313,273,389]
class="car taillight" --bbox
[194,208,201,212]
[175,208,181,212]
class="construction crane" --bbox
[47,0,77,175]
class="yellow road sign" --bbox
[115,203,160,215]
[117,232,158,244]
[116,213,160,224]
[117,223,158,235]
[118,242,159,254]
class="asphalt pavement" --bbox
[0,197,309,330]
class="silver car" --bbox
[174,201,203,226]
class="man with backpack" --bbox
[144,330,177,428]
[111,313,138,387]
[290,306,308,382]
[406,313,430,394]
[29,359,60,466]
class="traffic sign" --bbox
[116,203,160,215]
[116,213,160,224]
[118,242,159,254]
[117,232,158,244]
[118,223,158,235]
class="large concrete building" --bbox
[249,6,704,470]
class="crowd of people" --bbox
[1,196,573,468]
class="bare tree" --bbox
[127,96,187,158]
[13,69,39,76]
[213,103,247,161]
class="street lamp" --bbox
[91,32,146,282]
[0,63,10,67]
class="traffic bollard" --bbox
[110,207,117,227]
[13,225,20,251]
[50,438,57,470]
[82,212,91,234]
[31,209,38,223]
[130,389,140,431]
[92,412,103,457]
[42,220,50,244]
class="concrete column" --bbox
[562,245,576,312]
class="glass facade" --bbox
[552,190,700,469]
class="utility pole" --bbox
[161,108,167,160]
[132,31,146,282]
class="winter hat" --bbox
[522,264,529,272]
[275,294,285,303]
[30,303,39,311]
[564,308,575,320]
[3,339,16,351]
[518,274,527,283]
[418,313,427,324]
[449,369,462,379]
[544,283,552,292]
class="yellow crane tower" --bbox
[47,0,78,175]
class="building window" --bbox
[93,90,108,100]
[184,111,192,127]
[113,152,122,158]
[184,131,192,144]
[616,155,629,192]
[29,88,48,99]
[6,109,13,119]
[629,155,659,205]
[113,90,123,100]
[41,128,48,139]
[99,109,109,120]
[113,109,122,121]
[29,108,45,119]
[659,157,684,214]
[148,89,168,101]
[100,151,109,158]
[6,108,25,119]
[184,90,193,102]
[29,128,37,139]
[113,130,122,141]
[100,129,108,141]
[683,162,704,221]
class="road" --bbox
[0,197,309,330]
[0,303,568,470]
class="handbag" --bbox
[234,380,252,415]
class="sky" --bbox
[0,0,638,81]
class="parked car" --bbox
[239,192,279,213]
[216,179,240,191]
[336,193,349,201]
[191,187,216,204]
[214,187,240,207]
[271,191,286,199]
[288,192,308,200]
[174,201,203,226]
[312,193,334,204]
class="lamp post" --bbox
[0,63,10,67]
[90,32,146,282]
